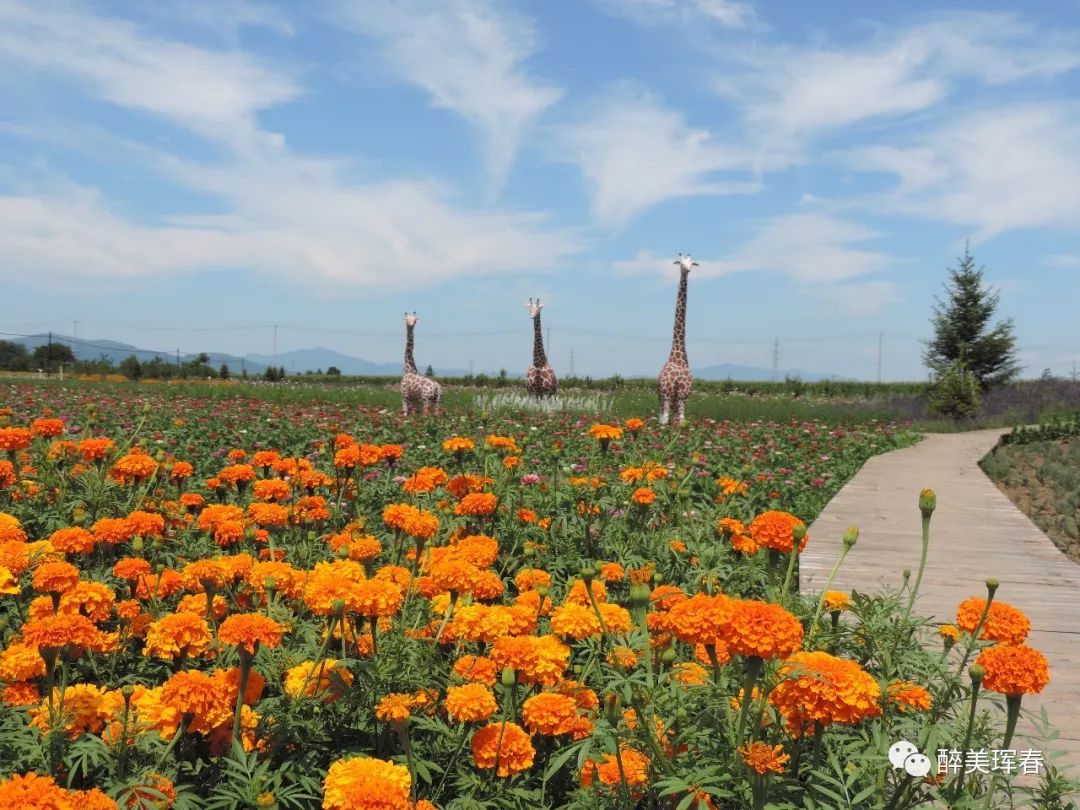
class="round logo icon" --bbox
[888,740,918,770]
[903,753,932,777]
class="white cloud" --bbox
[551,87,757,228]
[592,0,753,29]
[714,13,1080,145]
[332,0,561,196]
[613,213,895,312]
[159,1,296,37]
[847,105,1080,238]
[0,0,298,152]
[1046,254,1080,268]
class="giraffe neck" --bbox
[404,324,418,373]
[532,313,547,367]
[669,268,689,364]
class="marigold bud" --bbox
[969,664,985,683]
[603,691,621,726]
[919,488,936,518]
[501,667,516,687]
[985,578,999,597]
[843,526,859,547]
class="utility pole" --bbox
[877,332,883,384]
[771,335,779,381]
[46,331,52,378]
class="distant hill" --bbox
[9,334,846,381]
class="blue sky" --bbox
[2,0,1080,380]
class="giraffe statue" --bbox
[525,298,557,399]
[658,253,697,425]
[400,313,442,416]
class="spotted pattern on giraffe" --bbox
[658,254,696,425]
[525,297,557,399]
[400,313,442,416]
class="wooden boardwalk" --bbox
[801,429,1080,774]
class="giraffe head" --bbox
[674,253,699,273]
[525,297,544,319]
[403,312,418,328]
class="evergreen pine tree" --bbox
[923,244,1019,389]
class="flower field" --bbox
[0,382,1072,809]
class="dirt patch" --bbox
[981,437,1080,564]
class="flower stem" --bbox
[737,656,763,744]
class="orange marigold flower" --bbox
[748,511,808,554]
[454,534,499,568]
[169,461,194,480]
[550,602,601,640]
[376,692,418,723]
[516,507,537,523]
[631,487,655,506]
[939,624,961,643]
[724,600,804,659]
[444,683,498,723]
[401,466,448,495]
[113,557,151,582]
[598,562,625,582]
[251,450,281,469]
[284,659,353,702]
[323,757,412,810]
[0,565,20,597]
[252,478,291,502]
[0,642,46,681]
[666,592,734,646]
[490,635,569,686]
[976,644,1050,696]
[671,661,709,686]
[110,452,158,485]
[218,464,256,487]
[0,772,73,808]
[0,427,32,452]
[887,680,933,713]
[48,527,96,555]
[955,597,1031,645]
[738,741,790,775]
[472,722,535,776]
[143,613,213,660]
[3,681,40,707]
[20,613,101,652]
[159,669,232,735]
[0,460,15,490]
[453,655,498,686]
[587,424,622,442]
[514,568,551,592]
[127,510,165,538]
[354,580,404,618]
[92,517,133,545]
[485,435,520,453]
[716,476,748,497]
[455,492,497,517]
[31,561,80,594]
[31,418,65,438]
[77,437,114,462]
[380,444,404,462]
[581,748,649,795]
[218,613,286,654]
[521,692,579,736]
[769,651,882,733]
[442,436,475,454]
[823,591,852,612]
[624,417,645,432]
[29,683,110,738]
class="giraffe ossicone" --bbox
[400,311,442,416]
[525,296,557,399]
[658,254,694,425]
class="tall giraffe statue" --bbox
[400,313,442,416]
[525,298,557,399]
[658,253,697,425]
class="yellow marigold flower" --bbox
[485,435,520,453]
[444,683,498,723]
[551,602,601,640]
[580,748,649,796]
[323,756,412,810]
[354,579,404,618]
[29,684,109,738]
[472,722,535,776]
[823,591,852,612]
[939,624,961,642]
[738,741,790,775]
[587,424,622,442]
[671,662,709,687]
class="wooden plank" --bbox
[802,428,1080,782]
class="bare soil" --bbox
[981,437,1080,564]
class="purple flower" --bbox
[521,473,542,486]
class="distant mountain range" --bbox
[10,334,846,381]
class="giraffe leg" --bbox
[675,399,686,425]
[659,398,670,426]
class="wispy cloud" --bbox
[0,0,298,152]
[846,104,1080,238]
[332,0,561,196]
[551,86,757,228]
[592,0,753,29]
[614,213,895,312]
